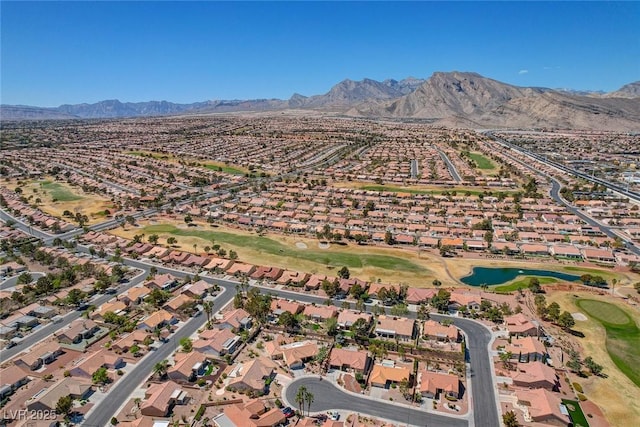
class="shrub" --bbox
[578,393,587,401]
[194,405,205,421]
[110,417,118,425]
[275,398,283,408]
[573,382,583,393]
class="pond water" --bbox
[460,267,581,286]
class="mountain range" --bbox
[2,72,639,131]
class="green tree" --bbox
[546,302,561,322]
[322,279,340,298]
[338,266,350,279]
[17,272,33,285]
[325,317,339,336]
[350,318,370,343]
[180,337,193,352]
[417,303,430,320]
[503,410,519,427]
[350,283,364,300]
[558,311,575,330]
[278,311,299,332]
[148,234,159,244]
[528,277,541,293]
[431,289,451,312]
[167,237,177,246]
[584,356,604,376]
[56,395,73,419]
[500,351,514,370]
[295,386,307,416]
[384,231,394,245]
[92,367,110,385]
[244,288,272,325]
[153,360,169,379]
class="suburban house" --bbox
[251,266,284,281]
[328,348,370,374]
[422,320,460,342]
[303,305,338,322]
[278,341,319,369]
[369,364,411,388]
[181,280,210,298]
[419,370,461,400]
[405,287,437,305]
[110,330,151,353]
[140,381,188,417]
[504,313,538,337]
[193,328,241,357]
[118,286,151,306]
[448,291,481,312]
[505,337,548,363]
[69,350,125,378]
[167,351,210,383]
[217,308,252,331]
[336,310,372,329]
[515,388,570,426]
[137,310,177,332]
[511,362,559,391]
[215,399,286,427]
[163,294,194,316]
[145,273,178,290]
[227,358,277,394]
[270,299,304,318]
[92,300,128,321]
[56,319,101,345]
[0,367,30,399]
[26,377,92,412]
[14,340,63,371]
[374,315,415,341]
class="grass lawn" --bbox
[467,152,495,170]
[141,223,427,273]
[202,163,247,176]
[562,399,590,427]
[563,266,618,281]
[337,183,517,197]
[576,299,640,387]
[127,150,250,175]
[39,180,83,201]
[494,276,557,293]
[11,178,114,225]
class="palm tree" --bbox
[203,301,213,328]
[304,389,314,416]
[295,386,307,416]
[153,360,169,379]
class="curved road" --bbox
[285,377,467,427]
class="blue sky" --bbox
[1,1,638,106]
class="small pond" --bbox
[460,267,581,286]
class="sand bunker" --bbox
[295,242,308,249]
[318,242,330,249]
[572,312,588,321]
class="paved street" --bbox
[284,377,467,427]
[437,148,462,182]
